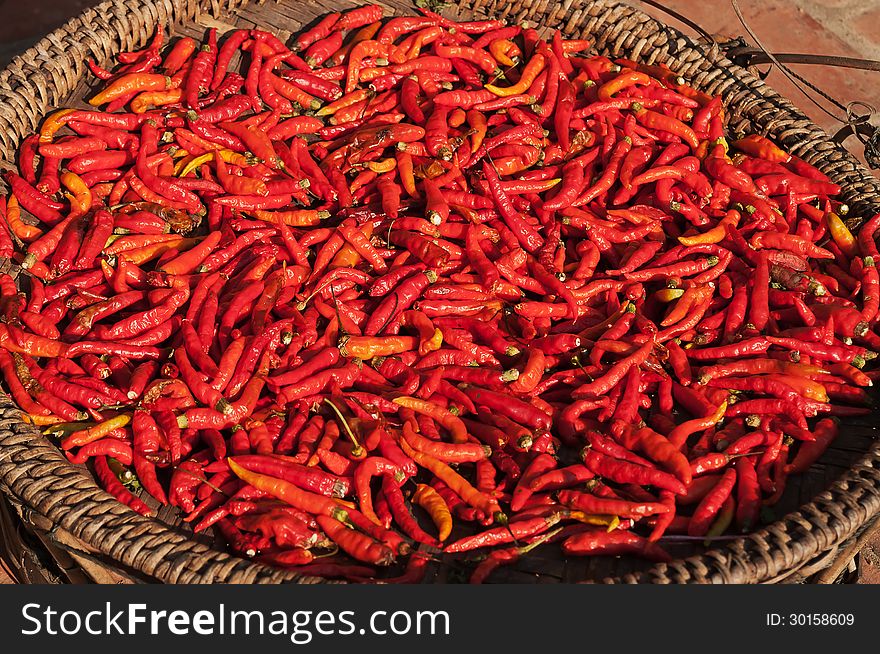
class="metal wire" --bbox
[730,0,849,123]
[642,0,880,168]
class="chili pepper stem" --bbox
[323,397,365,458]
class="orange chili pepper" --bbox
[678,209,740,246]
[732,133,792,163]
[89,73,172,106]
[412,483,453,541]
[620,426,692,486]
[392,396,468,444]
[633,103,699,150]
[251,208,330,227]
[399,437,504,523]
[60,172,92,215]
[485,53,545,97]
[395,150,419,197]
[338,335,417,359]
[3,195,42,242]
[466,109,488,156]
[23,413,67,426]
[398,26,444,61]
[668,401,728,449]
[825,210,857,258]
[316,88,373,117]
[104,233,185,255]
[158,231,223,275]
[228,458,350,521]
[366,157,397,174]
[130,88,183,113]
[38,108,76,144]
[345,41,391,93]
[488,38,521,67]
[597,70,652,101]
[330,236,365,270]
[330,21,382,66]
[118,237,198,266]
[660,285,712,327]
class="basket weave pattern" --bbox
[0,0,878,584]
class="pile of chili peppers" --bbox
[0,5,876,583]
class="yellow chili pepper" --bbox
[825,210,857,258]
[177,149,249,177]
[43,421,94,437]
[61,413,132,449]
[654,288,685,302]
[567,511,621,532]
[421,328,443,354]
[22,412,66,426]
[173,154,197,176]
[412,483,453,541]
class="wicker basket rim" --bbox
[0,0,877,584]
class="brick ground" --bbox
[639,0,880,150]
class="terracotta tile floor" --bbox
[637,0,880,159]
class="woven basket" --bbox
[1,0,879,584]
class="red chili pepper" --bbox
[633,103,699,149]
[688,467,736,537]
[381,476,439,547]
[785,418,837,474]
[93,456,151,515]
[562,528,670,561]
